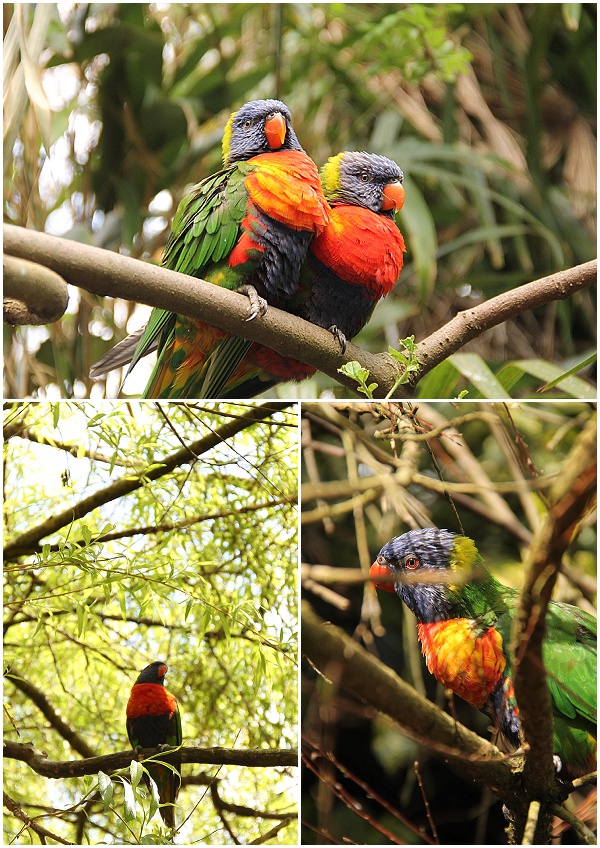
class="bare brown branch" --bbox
[3,225,595,397]
[3,740,298,777]
[3,254,69,325]
[413,261,597,386]
[7,669,98,759]
[511,415,597,842]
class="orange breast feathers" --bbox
[126,683,178,719]
[310,205,406,296]
[417,619,506,709]
[245,151,330,233]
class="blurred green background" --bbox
[4,3,597,398]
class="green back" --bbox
[131,164,254,390]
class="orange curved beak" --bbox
[369,561,397,593]
[381,181,405,213]
[264,112,287,150]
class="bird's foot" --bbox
[329,325,347,354]
[238,285,268,322]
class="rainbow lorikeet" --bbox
[204,150,406,398]
[370,528,597,779]
[90,98,330,397]
[126,661,182,828]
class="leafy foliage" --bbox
[4,401,298,844]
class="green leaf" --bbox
[338,361,377,398]
[147,773,160,820]
[449,353,511,398]
[116,582,128,620]
[497,359,596,399]
[119,776,138,822]
[130,759,144,789]
[97,771,114,811]
[562,3,582,30]
[76,603,87,638]
[396,176,437,302]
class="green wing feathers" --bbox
[543,603,596,727]
[161,166,248,280]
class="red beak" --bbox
[381,181,405,212]
[264,112,287,150]
[369,561,397,593]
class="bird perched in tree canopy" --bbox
[201,150,407,398]
[370,528,597,779]
[126,661,182,828]
[90,98,330,397]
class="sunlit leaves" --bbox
[4,401,298,844]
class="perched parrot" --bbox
[90,98,330,397]
[198,150,407,398]
[370,528,597,779]
[126,661,182,828]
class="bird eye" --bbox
[242,119,252,129]
[360,171,369,182]
[377,555,386,565]
[404,555,419,570]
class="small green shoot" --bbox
[338,361,378,398]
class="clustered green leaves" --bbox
[4,401,298,844]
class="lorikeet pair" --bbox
[90,98,406,397]
[370,528,597,779]
[126,661,181,828]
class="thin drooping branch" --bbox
[209,782,296,820]
[4,740,297,778]
[301,602,518,801]
[3,401,292,559]
[4,224,596,397]
[4,792,74,845]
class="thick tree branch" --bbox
[4,401,292,559]
[4,740,297,777]
[3,254,69,324]
[7,669,98,759]
[13,496,295,557]
[3,224,364,392]
[511,415,597,842]
[4,225,595,397]
[301,602,519,801]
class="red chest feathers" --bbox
[126,683,178,720]
[310,205,405,295]
[417,619,506,709]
